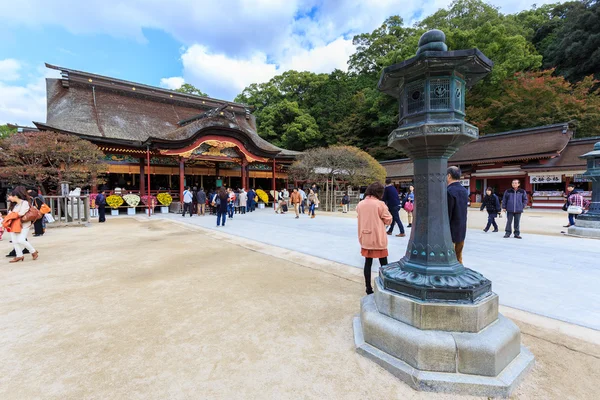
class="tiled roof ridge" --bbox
[478,122,572,139]
[45,63,247,110]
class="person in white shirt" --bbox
[299,188,307,214]
[182,186,194,217]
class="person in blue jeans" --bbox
[213,187,229,227]
[227,188,235,218]
[480,187,500,232]
[382,179,405,237]
[501,179,528,239]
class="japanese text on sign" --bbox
[529,175,561,183]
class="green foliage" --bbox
[0,124,17,139]
[541,0,600,82]
[468,69,600,137]
[234,0,599,160]
[174,83,209,97]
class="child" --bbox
[0,211,5,240]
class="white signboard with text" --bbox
[530,175,561,184]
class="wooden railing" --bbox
[45,195,91,226]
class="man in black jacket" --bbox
[501,179,528,239]
[382,179,405,237]
[447,166,469,264]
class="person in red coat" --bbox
[356,182,393,295]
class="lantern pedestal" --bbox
[353,279,534,397]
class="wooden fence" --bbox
[45,195,91,226]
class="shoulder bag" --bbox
[22,205,43,222]
[567,205,583,215]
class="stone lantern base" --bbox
[353,278,534,397]
[568,217,600,239]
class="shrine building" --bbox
[381,122,599,208]
[33,64,300,201]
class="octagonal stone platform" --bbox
[353,282,534,397]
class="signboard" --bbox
[459,179,470,187]
[530,175,561,183]
[573,174,592,183]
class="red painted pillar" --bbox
[272,158,276,209]
[147,148,151,217]
[469,178,476,203]
[179,157,185,203]
[524,175,533,207]
[139,158,146,196]
[91,173,98,194]
[241,159,247,190]
[565,176,571,193]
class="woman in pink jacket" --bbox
[356,182,393,295]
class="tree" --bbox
[467,69,600,136]
[542,0,600,82]
[175,83,209,97]
[289,146,386,211]
[0,124,17,139]
[0,131,106,192]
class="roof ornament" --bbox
[416,29,448,55]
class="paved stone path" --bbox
[152,209,600,330]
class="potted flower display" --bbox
[157,193,173,213]
[141,195,157,215]
[106,195,124,216]
[89,193,98,217]
[256,189,269,209]
[123,194,140,215]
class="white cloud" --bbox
[0,59,22,81]
[0,68,60,126]
[160,76,185,90]
[180,45,279,100]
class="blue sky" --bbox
[0,0,558,126]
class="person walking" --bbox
[182,186,194,217]
[196,188,206,216]
[238,189,247,214]
[447,166,469,264]
[4,186,39,263]
[308,189,319,218]
[565,184,584,227]
[480,187,501,232]
[227,188,236,218]
[382,179,405,237]
[290,188,302,219]
[356,182,393,295]
[342,192,350,213]
[96,189,107,223]
[403,185,415,228]
[192,187,198,215]
[213,187,229,227]
[502,179,528,239]
[299,187,307,214]
[28,188,45,237]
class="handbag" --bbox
[44,213,56,223]
[562,202,569,212]
[39,203,51,214]
[567,205,583,215]
[22,206,43,222]
[403,201,414,212]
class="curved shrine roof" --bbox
[34,64,299,159]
